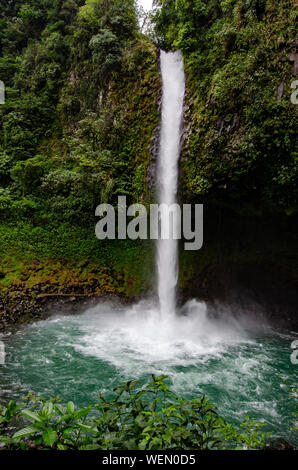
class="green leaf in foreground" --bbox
[13,426,39,439]
[21,409,43,423]
[0,376,276,450]
[42,429,58,447]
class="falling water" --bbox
[157,50,186,317]
[1,49,296,448]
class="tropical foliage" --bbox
[153,0,298,214]
[0,376,270,450]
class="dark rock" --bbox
[265,439,295,450]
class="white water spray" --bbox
[157,50,185,318]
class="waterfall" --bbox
[157,50,186,318]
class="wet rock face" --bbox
[146,123,160,194]
[179,261,297,329]
[0,290,43,331]
[146,71,162,195]
[277,81,284,101]
[177,207,298,329]
[265,438,294,451]
[0,285,133,331]
[215,114,239,135]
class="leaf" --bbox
[42,429,58,447]
[5,401,22,420]
[150,400,157,412]
[67,401,75,413]
[57,443,69,450]
[62,427,75,440]
[127,380,139,391]
[135,390,147,399]
[78,423,97,433]
[55,404,67,415]
[76,406,92,419]
[43,402,53,416]
[13,426,39,439]
[138,438,148,450]
[135,414,147,428]
[21,409,43,423]
[8,400,17,410]
[155,375,168,382]
[20,442,29,450]
[79,444,102,450]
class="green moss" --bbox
[0,222,154,298]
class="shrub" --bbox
[0,376,270,450]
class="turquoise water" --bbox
[0,300,297,444]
